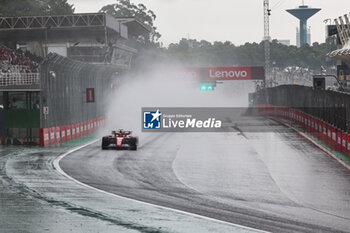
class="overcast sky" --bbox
[69,0,349,46]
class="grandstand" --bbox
[327,12,350,86]
[0,13,150,67]
[0,13,151,145]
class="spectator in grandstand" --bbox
[0,44,41,74]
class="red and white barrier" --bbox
[38,116,106,146]
[319,121,323,140]
[71,124,76,140]
[61,126,66,143]
[257,105,350,158]
[348,134,350,156]
[40,128,49,147]
[84,122,87,136]
[81,123,85,137]
[76,123,80,138]
[342,132,347,153]
[322,122,327,143]
[56,126,61,143]
[66,125,71,141]
[50,127,55,145]
[337,131,342,152]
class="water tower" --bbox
[286,1,321,46]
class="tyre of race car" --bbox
[102,137,109,149]
[130,137,137,150]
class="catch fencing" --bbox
[252,85,350,133]
[256,106,350,158]
[0,73,40,86]
[40,53,119,129]
[38,53,120,146]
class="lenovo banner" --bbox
[205,66,264,81]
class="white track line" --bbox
[53,139,267,233]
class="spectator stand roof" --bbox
[328,48,350,67]
[327,13,350,67]
[115,17,153,37]
[0,13,151,44]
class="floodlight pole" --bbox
[264,0,271,87]
[45,27,48,56]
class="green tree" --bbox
[0,0,74,16]
[165,38,327,70]
[41,0,75,15]
[100,0,161,46]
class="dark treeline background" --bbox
[0,0,330,71]
[164,39,328,70]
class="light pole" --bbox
[264,0,271,87]
[44,26,52,56]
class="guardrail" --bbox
[256,105,350,159]
[0,73,40,86]
[252,85,350,132]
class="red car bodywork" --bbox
[102,130,138,150]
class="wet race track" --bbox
[58,118,350,233]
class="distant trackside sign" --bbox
[205,66,264,81]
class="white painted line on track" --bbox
[53,139,268,233]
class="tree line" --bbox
[1,0,330,70]
[165,38,329,70]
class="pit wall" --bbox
[258,105,350,158]
[252,85,350,132]
[39,116,105,147]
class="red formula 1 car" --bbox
[101,130,138,150]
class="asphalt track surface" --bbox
[60,118,350,233]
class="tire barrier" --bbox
[258,105,350,158]
[39,116,106,147]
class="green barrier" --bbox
[3,109,40,128]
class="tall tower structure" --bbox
[286,1,320,46]
[263,0,271,85]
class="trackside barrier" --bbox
[66,125,71,141]
[332,127,337,151]
[72,124,76,140]
[257,106,350,158]
[86,121,89,135]
[37,116,106,147]
[61,126,66,143]
[76,123,80,139]
[342,132,347,153]
[337,131,342,152]
[327,125,332,147]
[80,123,84,137]
[318,120,322,140]
[40,128,49,147]
[322,122,327,142]
[50,127,55,145]
[348,135,350,156]
[312,118,317,137]
[90,120,93,133]
[84,122,88,137]
[56,126,61,143]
